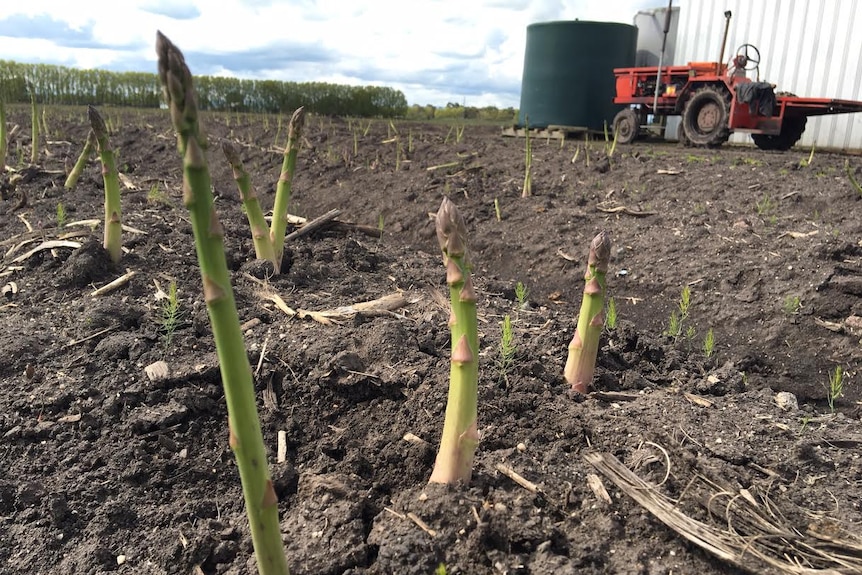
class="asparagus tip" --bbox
[289,106,306,134]
[87,105,107,139]
[589,231,612,272]
[435,197,467,258]
[222,141,239,163]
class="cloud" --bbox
[184,43,337,77]
[0,0,659,108]
[0,14,105,48]
[139,1,201,20]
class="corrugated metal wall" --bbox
[634,7,680,67]
[673,0,862,150]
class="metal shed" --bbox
[670,0,862,150]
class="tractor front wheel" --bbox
[613,108,639,144]
[677,121,691,147]
[682,86,732,148]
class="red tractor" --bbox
[612,12,862,149]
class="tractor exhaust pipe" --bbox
[651,0,674,120]
[716,10,732,75]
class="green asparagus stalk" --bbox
[88,106,122,264]
[564,231,611,394]
[222,142,277,265]
[64,129,96,190]
[29,90,39,165]
[430,197,479,484]
[522,115,532,198]
[270,107,305,271]
[156,32,289,575]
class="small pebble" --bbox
[517,442,527,452]
[774,391,799,411]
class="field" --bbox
[1,105,861,574]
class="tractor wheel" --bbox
[682,86,732,148]
[676,121,691,147]
[752,116,807,151]
[613,109,639,144]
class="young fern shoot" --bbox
[157,32,289,575]
[846,160,862,195]
[159,280,183,348]
[498,314,516,385]
[605,297,618,331]
[565,231,611,394]
[826,366,844,413]
[430,197,479,484]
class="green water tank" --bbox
[518,20,637,130]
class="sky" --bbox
[0,0,660,108]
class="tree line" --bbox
[0,60,409,118]
[405,102,517,123]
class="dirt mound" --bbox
[1,106,860,574]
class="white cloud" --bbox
[0,0,659,107]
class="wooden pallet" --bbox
[501,124,598,140]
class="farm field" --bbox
[1,105,861,574]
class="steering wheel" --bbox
[735,44,761,70]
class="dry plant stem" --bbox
[430,197,479,484]
[565,231,611,393]
[222,142,277,264]
[65,129,95,189]
[156,31,289,575]
[0,99,6,168]
[270,107,305,269]
[88,106,123,264]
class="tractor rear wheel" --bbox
[613,108,639,144]
[682,86,732,148]
[752,115,807,151]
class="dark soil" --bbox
[1,106,861,575]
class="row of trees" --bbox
[404,102,517,122]
[0,60,409,118]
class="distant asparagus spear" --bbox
[222,106,304,273]
[156,31,289,575]
[564,231,611,394]
[64,129,95,189]
[88,106,122,264]
[429,197,480,484]
[270,107,305,271]
[222,142,277,264]
[29,89,39,165]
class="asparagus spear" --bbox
[222,142,277,265]
[88,106,122,264]
[429,197,480,484]
[64,129,95,190]
[29,90,39,165]
[156,31,289,575]
[270,107,305,271]
[564,231,611,394]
